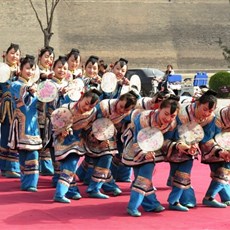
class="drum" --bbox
[36,80,58,102]
[92,118,115,141]
[66,78,85,101]
[215,132,230,151]
[137,127,164,152]
[178,121,204,145]
[0,62,11,83]
[51,107,73,134]
[101,72,117,93]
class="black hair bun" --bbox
[90,87,102,97]
[204,89,217,97]
[119,58,128,64]
[89,55,99,61]
[128,89,139,99]
[168,94,180,101]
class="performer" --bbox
[104,58,133,182]
[75,55,101,184]
[43,55,71,187]
[83,91,139,199]
[66,48,82,80]
[0,43,21,178]
[214,105,230,206]
[37,46,55,176]
[199,101,230,208]
[163,99,205,211]
[82,55,101,90]
[122,96,180,216]
[100,58,129,100]
[8,55,42,191]
[215,105,230,131]
[37,46,55,81]
[98,59,108,77]
[135,90,171,111]
[53,89,101,203]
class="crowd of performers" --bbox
[0,43,229,217]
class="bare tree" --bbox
[29,0,61,47]
[216,37,230,68]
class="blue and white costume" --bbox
[8,77,42,190]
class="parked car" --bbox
[125,68,164,96]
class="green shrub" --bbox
[209,71,230,98]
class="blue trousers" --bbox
[76,155,94,184]
[110,134,132,182]
[205,162,230,202]
[19,150,39,190]
[39,149,54,175]
[167,160,196,206]
[128,162,161,212]
[87,154,119,194]
[110,154,132,182]
[55,153,80,198]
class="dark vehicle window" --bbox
[126,69,155,96]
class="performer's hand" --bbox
[60,129,71,138]
[145,151,155,160]
[187,144,198,156]
[219,150,230,162]
[28,84,37,94]
[59,87,68,95]
[47,71,54,79]
[122,77,130,86]
[176,142,191,154]
[99,140,109,148]
[95,75,102,84]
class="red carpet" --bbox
[0,160,229,230]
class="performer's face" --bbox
[159,106,177,125]
[53,61,68,80]
[112,63,127,80]
[197,102,216,119]
[78,96,98,113]
[21,63,36,81]
[67,54,81,71]
[39,51,54,69]
[85,62,98,78]
[115,99,134,115]
[6,48,20,66]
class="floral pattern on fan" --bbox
[215,132,230,151]
[92,118,115,140]
[37,80,58,102]
[51,108,73,132]
[67,78,85,101]
[178,121,204,144]
[137,127,164,152]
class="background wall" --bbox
[0,0,230,71]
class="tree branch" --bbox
[29,0,44,32]
[45,0,49,26]
[47,0,61,32]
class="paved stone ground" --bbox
[217,98,230,108]
[0,0,230,71]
